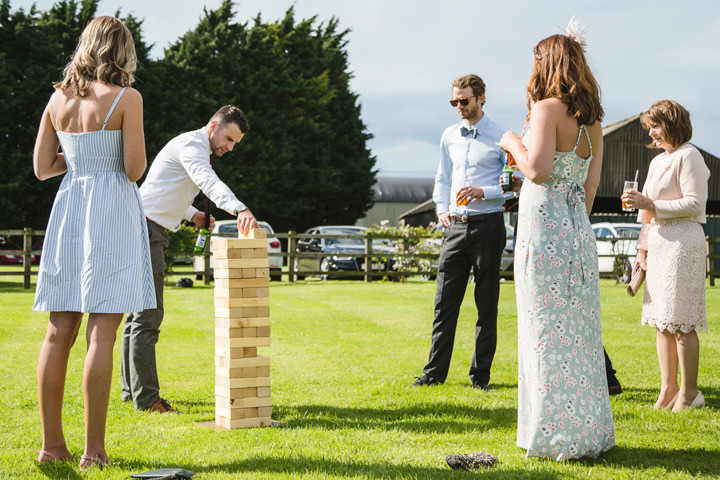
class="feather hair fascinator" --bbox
[559,16,588,51]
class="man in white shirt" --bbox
[120,105,258,413]
[412,74,508,391]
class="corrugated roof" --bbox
[373,177,434,203]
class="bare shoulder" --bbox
[531,98,567,116]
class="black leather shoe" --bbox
[411,375,441,386]
[472,382,490,391]
[608,384,623,396]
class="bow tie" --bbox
[461,126,477,138]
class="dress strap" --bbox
[101,87,128,130]
[573,125,593,158]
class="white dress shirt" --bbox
[433,114,508,216]
[139,127,246,232]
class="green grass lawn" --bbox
[1,267,719,479]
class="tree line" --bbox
[0,0,377,234]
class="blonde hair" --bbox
[527,34,603,125]
[55,16,137,97]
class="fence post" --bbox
[364,233,373,283]
[23,228,33,289]
[287,231,296,283]
[709,237,715,287]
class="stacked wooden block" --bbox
[213,228,272,429]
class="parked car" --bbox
[193,220,283,281]
[0,240,23,265]
[419,223,515,281]
[293,225,397,280]
[592,222,642,283]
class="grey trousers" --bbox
[120,220,169,409]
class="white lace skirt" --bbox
[642,220,707,333]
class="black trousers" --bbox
[423,214,506,384]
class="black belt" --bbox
[450,211,503,224]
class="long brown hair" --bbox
[54,16,137,97]
[527,34,603,125]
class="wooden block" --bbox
[256,327,270,338]
[215,365,270,378]
[214,306,272,319]
[255,306,270,317]
[214,278,269,289]
[215,346,257,358]
[215,317,271,329]
[236,287,269,298]
[238,228,267,240]
[254,248,268,258]
[256,386,271,398]
[216,336,271,348]
[215,258,269,269]
[215,387,258,399]
[212,238,266,250]
[215,355,270,369]
[216,416,272,429]
[213,247,264,260]
[255,268,270,278]
[214,296,270,309]
[216,405,259,419]
[215,375,271,388]
[214,393,272,408]
[257,407,272,418]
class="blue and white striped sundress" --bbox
[33,88,156,313]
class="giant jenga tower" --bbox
[213,228,272,429]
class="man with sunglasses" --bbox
[412,74,508,391]
[120,105,259,413]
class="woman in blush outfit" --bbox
[32,16,155,469]
[500,19,615,460]
[622,100,709,412]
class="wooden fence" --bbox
[3,228,719,288]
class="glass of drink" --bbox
[622,180,638,212]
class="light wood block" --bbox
[215,346,257,358]
[214,393,272,407]
[215,317,271,329]
[216,336,271,348]
[216,416,272,429]
[214,258,269,269]
[215,306,270,319]
[253,248,268,258]
[214,278,269,289]
[238,228,267,239]
[215,355,270,369]
[215,376,270,389]
[216,366,271,378]
[214,296,270,309]
[212,238,266,250]
[213,268,269,279]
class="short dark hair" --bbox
[211,105,250,133]
[452,74,486,105]
[640,100,692,148]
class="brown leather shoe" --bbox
[147,398,181,414]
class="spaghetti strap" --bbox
[572,125,593,158]
[101,87,128,130]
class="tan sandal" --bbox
[79,454,111,470]
[34,449,73,464]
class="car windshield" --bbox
[615,227,640,239]
[323,229,366,246]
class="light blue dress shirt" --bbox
[433,114,508,216]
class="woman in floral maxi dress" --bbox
[500,22,615,460]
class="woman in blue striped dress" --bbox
[32,16,155,469]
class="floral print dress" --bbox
[515,125,615,460]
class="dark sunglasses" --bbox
[450,97,473,107]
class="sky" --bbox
[13,0,720,179]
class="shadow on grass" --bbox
[270,402,516,434]
[602,446,720,477]
[118,457,561,480]
[33,461,82,480]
